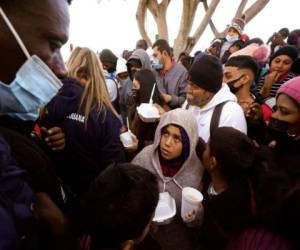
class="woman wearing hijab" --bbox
[127,69,163,151]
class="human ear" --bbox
[163,50,168,57]
[208,156,217,171]
[241,74,250,85]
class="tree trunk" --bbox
[156,8,169,40]
[147,0,170,41]
[235,0,248,18]
[136,0,153,47]
[202,0,221,38]
[173,0,201,58]
[135,0,271,59]
[185,0,221,53]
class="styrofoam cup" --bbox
[181,187,203,222]
[120,131,133,148]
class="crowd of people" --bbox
[0,1,300,250]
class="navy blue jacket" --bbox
[43,78,125,194]
[0,136,37,250]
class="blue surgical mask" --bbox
[226,34,239,43]
[151,58,164,70]
[0,7,62,121]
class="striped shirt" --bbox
[255,72,296,98]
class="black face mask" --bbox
[107,67,116,74]
[267,117,294,144]
[227,75,244,94]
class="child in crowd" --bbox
[198,127,290,250]
[78,163,159,250]
[132,109,203,250]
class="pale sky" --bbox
[62,0,300,59]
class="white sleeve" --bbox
[105,79,118,101]
[218,102,247,134]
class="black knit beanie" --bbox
[189,54,223,93]
[270,45,299,64]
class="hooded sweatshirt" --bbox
[42,78,125,195]
[132,108,203,250]
[128,49,152,71]
[184,84,247,142]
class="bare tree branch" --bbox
[147,0,159,18]
[136,0,153,46]
[235,0,248,18]
[135,0,271,57]
[186,0,221,52]
[202,0,221,38]
[146,0,170,40]
[243,0,270,23]
[173,0,201,57]
[160,0,171,9]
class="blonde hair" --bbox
[67,47,119,127]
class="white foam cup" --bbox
[120,131,133,148]
[181,187,203,222]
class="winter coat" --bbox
[184,84,247,142]
[132,108,203,250]
[42,78,125,195]
[0,123,64,208]
[128,49,152,71]
[0,136,37,250]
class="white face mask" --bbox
[0,7,62,121]
[226,34,239,43]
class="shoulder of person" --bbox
[171,62,188,74]
[222,101,244,115]
[219,101,247,128]
[131,145,153,166]
[61,77,83,91]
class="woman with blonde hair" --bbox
[41,47,125,195]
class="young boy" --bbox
[79,163,159,250]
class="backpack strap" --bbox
[210,101,229,136]
[105,75,120,112]
[105,75,119,89]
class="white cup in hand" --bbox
[181,187,203,223]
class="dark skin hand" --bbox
[41,126,65,151]
[246,102,263,120]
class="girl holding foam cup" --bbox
[132,109,204,250]
[181,187,204,223]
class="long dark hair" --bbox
[134,69,162,105]
[209,127,289,230]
